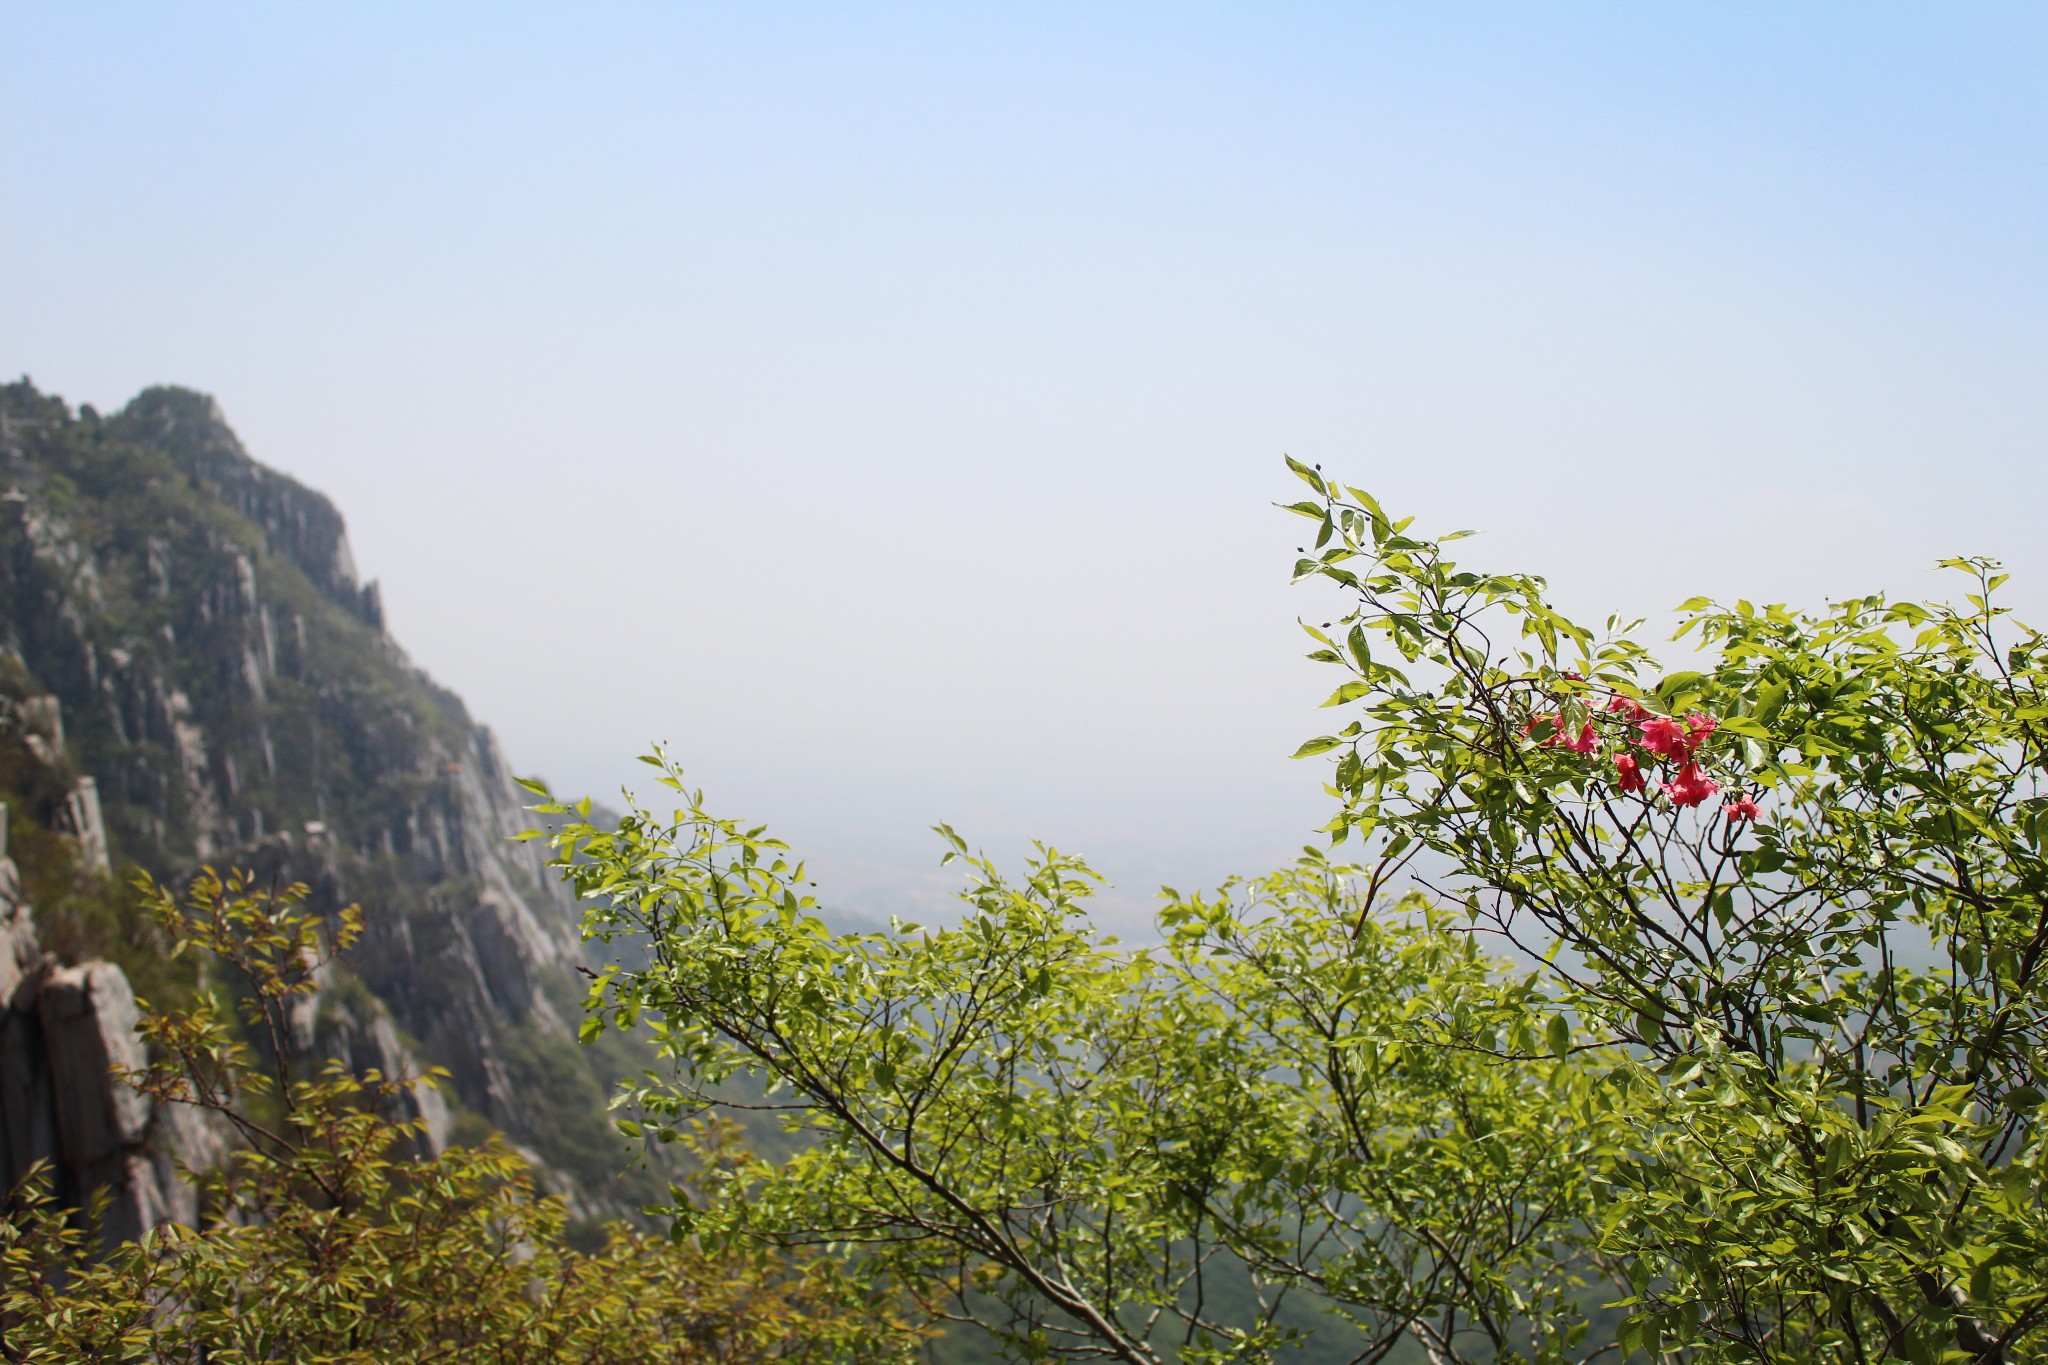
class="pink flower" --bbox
[1724,794,1761,824]
[1639,711,1719,760]
[1638,716,1690,758]
[1614,753,1646,794]
[1661,762,1721,808]
[1606,695,1653,722]
[1563,722,1598,755]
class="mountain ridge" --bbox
[0,379,653,1230]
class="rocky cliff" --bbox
[0,380,648,1229]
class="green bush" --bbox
[0,871,925,1364]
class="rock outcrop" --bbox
[0,684,445,1241]
[0,801,220,1244]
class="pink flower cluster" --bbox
[1524,690,1759,824]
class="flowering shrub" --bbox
[1284,458,2048,1365]
[1523,691,1735,809]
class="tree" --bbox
[1,870,920,1364]
[1281,462,2047,1363]
[546,789,1613,1365]
[546,460,2046,1365]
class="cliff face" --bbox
[0,881,230,1247]
[0,380,641,1223]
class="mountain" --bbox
[0,379,655,1236]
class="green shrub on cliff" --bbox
[0,870,925,1364]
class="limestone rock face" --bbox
[105,387,381,630]
[0,379,644,1226]
[35,961,159,1242]
[0,894,59,1195]
[40,961,151,1159]
[0,857,200,1243]
[60,776,110,875]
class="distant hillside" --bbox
[0,379,661,1231]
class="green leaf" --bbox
[1546,1014,1571,1059]
[1284,454,1327,495]
[1347,623,1372,672]
[1656,671,1705,698]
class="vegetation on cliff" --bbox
[1,868,921,1362]
[0,380,660,1214]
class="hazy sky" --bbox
[5,4,2045,930]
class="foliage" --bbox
[544,458,2048,1365]
[540,777,1619,1364]
[0,870,922,1364]
[1156,861,1625,1365]
[1281,460,2048,1363]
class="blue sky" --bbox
[5,4,2045,928]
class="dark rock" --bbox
[39,962,151,1171]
